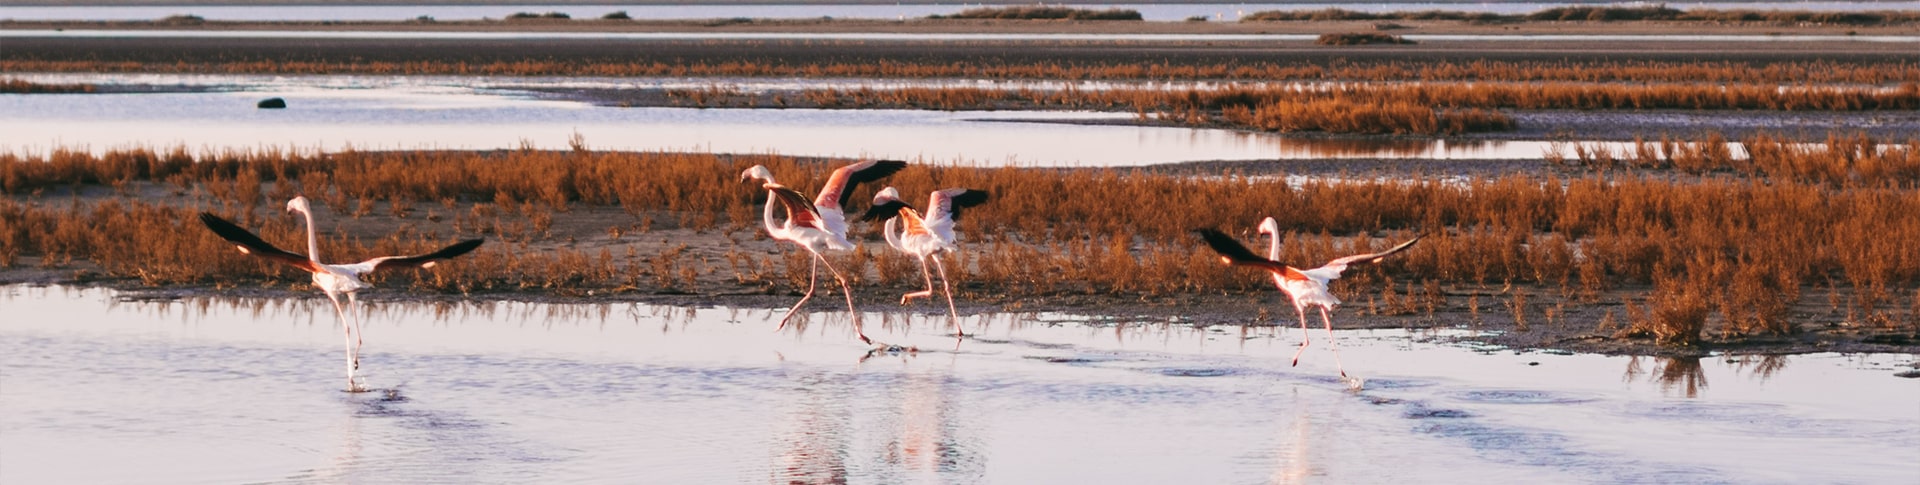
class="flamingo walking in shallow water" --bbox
[199,196,483,392]
[741,160,905,344]
[861,186,989,335]
[1195,219,1419,382]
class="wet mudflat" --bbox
[2,285,1914,484]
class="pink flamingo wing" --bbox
[814,159,907,210]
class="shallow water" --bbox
[1,285,1915,483]
[1,2,1912,22]
[0,75,1702,166]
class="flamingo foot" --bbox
[1341,375,1365,391]
[900,291,933,305]
[860,343,919,361]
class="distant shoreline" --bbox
[21,0,1916,6]
[6,16,1920,36]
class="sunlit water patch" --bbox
[0,79,1690,166]
[1,286,1914,483]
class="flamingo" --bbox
[860,186,989,334]
[1195,220,1419,381]
[740,159,906,344]
[198,196,483,392]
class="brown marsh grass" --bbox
[3,135,1917,344]
[777,82,1920,114]
[5,59,1914,85]
[1316,33,1415,45]
[731,82,1909,134]
[1553,132,1920,187]
[0,78,96,94]
[928,6,1143,20]
[1245,6,1920,24]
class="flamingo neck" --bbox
[882,217,906,252]
[298,207,322,264]
[1265,232,1281,259]
[762,191,783,236]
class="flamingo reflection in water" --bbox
[199,196,483,392]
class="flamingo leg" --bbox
[816,254,870,345]
[1289,303,1313,367]
[901,255,935,304]
[931,255,964,337]
[776,255,819,331]
[346,291,364,372]
[1319,307,1348,378]
[324,291,364,392]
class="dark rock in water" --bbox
[257,97,287,109]
[1895,370,1920,379]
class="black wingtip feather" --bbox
[835,160,910,208]
[861,200,911,222]
[951,189,990,207]
[199,212,272,248]
[1194,228,1282,269]
[941,189,991,222]
[434,239,486,260]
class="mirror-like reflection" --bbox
[1656,356,1708,399]
[3,285,1916,484]
[772,371,852,484]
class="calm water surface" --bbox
[0,73,1706,166]
[1,2,1912,22]
[1,285,1915,483]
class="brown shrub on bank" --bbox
[788,81,1918,115]
[1244,8,1500,22]
[0,79,96,94]
[1218,99,1506,135]
[930,6,1142,20]
[1316,33,1416,45]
